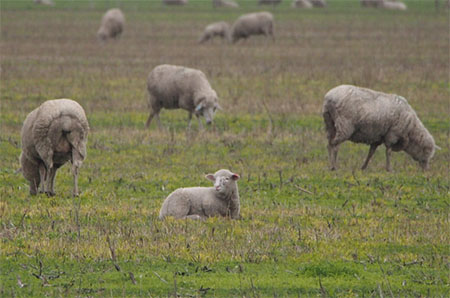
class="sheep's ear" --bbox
[231,173,240,181]
[195,102,203,112]
[216,104,223,111]
[205,174,215,181]
[435,145,441,150]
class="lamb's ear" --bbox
[195,97,206,112]
[435,145,441,150]
[205,174,215,181]
[231,173,240,181]
[216,103,223,111]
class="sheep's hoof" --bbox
[72,192,79,197]
[45,191,56,197]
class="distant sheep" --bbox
[379,0,407,10]
[34,0,54,6]
[97,8,125,41]
[258,0,282,5]
[213,0,239,8]
[146,64,221,129]
[231,12,274,43]
[20,99,89,196]
[310,0,327,7]
[360,0,382,7]
[199,21,230,43]
[159,169,241,220]
[292,0,313,8]
[163,0,188,5]
[323,85,438,171]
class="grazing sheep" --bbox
[199,21,230,43]
[379,0,407,10]
[360,0,382,7]
[323,85,438,171]
[34,0,54,6]
[159,169,241,220]
[309,0,327,7]
[213,0,239,8]
[258,0,282,5]
[20,99,89,196]
[97,8,125,41]
[163,0,188,5]
[146,64,221,129]
[291,0,313,8]
[230,12,274,43]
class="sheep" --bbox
[213,0,239,8]
[323,85,438,171]
[159,169,241,220]
[309,0,327,7]
[199,21,230,44]
[20,99,89,196]
[360,0,382,7]
[146,64,221,129]
[291,0,313,8]
[163,0,188,5]
[258,0,282,5]
[34,0,54,6]
[379,1,407,10]
[97,8,125,41]
[230,12,274,43]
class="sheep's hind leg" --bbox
[47,166,58,196]
[361,143,380,170]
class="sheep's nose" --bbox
[206,120,212,125]
[215,186,220,191]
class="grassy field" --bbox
[0,0,449,296]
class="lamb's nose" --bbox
[206,120,212,125]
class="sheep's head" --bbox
[195,91,222,125]
[206,169,239,196]
[404,126,437,171]
[97,29,108,42]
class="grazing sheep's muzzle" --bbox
[206,120,212,125]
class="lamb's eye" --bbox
[225,178,229,181]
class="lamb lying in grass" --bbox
[159,169,240,220]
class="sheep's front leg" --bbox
[187,112,193,130]
[196,114,203,130]
[361,144,379,170]
[47,167,58,196]
[327,144,340,171]
[385,147,392,172]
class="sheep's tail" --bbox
[323,108,336,143]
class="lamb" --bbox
[213,0,239,8]
[199,21,230,43]
[159,169,241,220]
[146,64,221,129]
[291,0,313,8]
[309,0,327,7]
[230,12,274,43]
[258,0,282,5]
[163,0,188,5]
[379,0,407,10]
[97,8,125,41]
[20,99,89,196]
[323,85,438,171]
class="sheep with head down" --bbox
[159,169,241,220]
[230,12,274,43]
[146,64,221,129]
[213,0,239,8]
[97,8,125,41]
[20,99,89,197]
[199,21,230,43]
[292,0,313,8]
[323,85,438,171]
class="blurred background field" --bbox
[0,0,449,296]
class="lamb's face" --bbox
[206,170,240,195]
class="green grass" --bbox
[1,0,449,296]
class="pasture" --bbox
[0,0,448,296]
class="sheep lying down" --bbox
[20,99,89,196]
[323,85,438,171]
[159,169,240,220]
